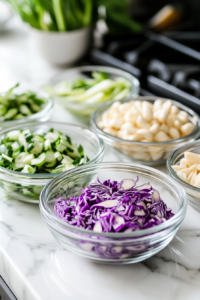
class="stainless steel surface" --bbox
[0,277,17,300]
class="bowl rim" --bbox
[44,65,140,108]
[31,25,92,35]
[40,162,187,238]
[0,95,54,126]
[91,96,200,146]
[167,140,200,192]
[0,121,104,179]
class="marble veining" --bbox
[0,16,200,300]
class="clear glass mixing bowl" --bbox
[0,122,104,203]
[91,97,200,165]
[45,66,140,117]
[167,140,200,212]
[40,162,187,264]
[0,95,53,129]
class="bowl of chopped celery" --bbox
[0,122,104,203]
[0,84,53,128]
[44,66,140,117]
[40,162,187,264]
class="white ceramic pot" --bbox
[31,27,92,65]
[0,2,12,32]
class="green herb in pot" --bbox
[6,0,142,33]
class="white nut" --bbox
[171,105,180,114]
[178,111,189,123]
[181,123,195,136]
[158,109,170,123]
[112,111,122,119]
[192,116,198,124]
[154,99,164,110]
[117,131,129,140]
[149,123,160,134]
[118,103,132,114]
[108,118,123,129]
[136,115,150,129]
[121,122,137,134]
[174,119,182,130]
[180,158,187,168]
[151,119,158,125]
[134,100,143,111]
[153,110,160,120]
[168,114,177,123]
[103,128,117,136]
[165,117,173,127]
[142,101,153,121]
[154,131,170,142]
[150,151,164,161]
[169,127,180,139]
[162,100,172,111]
[127,133,142,141]
[117,130,125,139]
[143,101,153,109]
[124,110,139,123]
[137,129,153,141]
[160,123,169,133]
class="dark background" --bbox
[132,0,200,28]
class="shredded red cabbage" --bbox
[54,177,174,233]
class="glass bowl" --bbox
[0,93,53,129]
[45,66,140,117]
[167,140,200,212]
[91,96,200,166]
[0,122,104,203]
[40,162,187,264]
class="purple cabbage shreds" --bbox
[54,177,174,233]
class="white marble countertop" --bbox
[0,16,200,300]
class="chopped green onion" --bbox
[0,128,89,174]
[45,72,131,109]
[0,84,46,122]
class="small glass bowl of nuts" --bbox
[167,141,200,212]
[91,96,200,165]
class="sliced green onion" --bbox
[0,127,89,174]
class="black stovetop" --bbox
[88,30,200,113]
